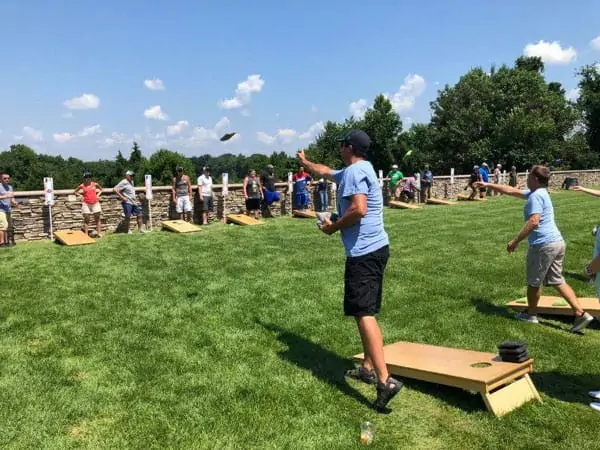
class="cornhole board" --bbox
[354,341,541,417]
[389,200,421,210]
[457,194,485,201]
[507,296,600,317]
[54,230,96,246]
[226,214,264,226]
[162,220,202,233]
[427,198,457,206]
[293,210,317,219]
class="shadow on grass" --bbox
[533,371,599,404]
[564,271,591,283]
[258,320,488,414]
[257,320,374,409]
[471,297,514,320]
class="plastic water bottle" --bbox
[360,422,374,445]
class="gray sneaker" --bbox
[571,312,594,333]
[516,312,539,324]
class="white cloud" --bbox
[100,132,129,148]
[187,117,233,146]
[53,132,74,143]
[23,126,43,141]
[78,124,101,137]
[387,74,426,113]
[349,99,368,119]
[277,128,297,144]
[144,78,165,91]
[144,105,168,120]
[63,93,100,110]
[566,88,580,102]
[13,135,23,141]
[53,125,101,143]
[523,40,576,65]
[256,132,276,145]
[218,74,265,110]
[166,120,189,136]
[299,121,325,140]
[591,36,600,51]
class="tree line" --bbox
[1,56,599,191]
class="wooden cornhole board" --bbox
[226,214,264,226]
[427,198,457,206]
[54,230,96,246]
[457,194,485,201]
[389,200,421,210]
[162,220,201,233]
[507,296,600,317]
[354,341,541,417]
[293,209,317,219]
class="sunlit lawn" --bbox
[1,190,600,449]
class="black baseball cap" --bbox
[83,171,92,178]
[336,129,372,153]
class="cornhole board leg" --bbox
[389,200,421,210]
[481,374,541,417]
[507,296,600,318]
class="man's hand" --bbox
[319,218,337,235]
[507,239,520,253]
[297,149,307,163]
[571,186,583,192]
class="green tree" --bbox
[360,94,403,172]
[576,64,600,155]
[128,142,145,183]
[142,149,195,186]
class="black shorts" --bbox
[344,245,389,317]
[201,196,213,211]
[246,198,261,211]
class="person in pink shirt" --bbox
[399,172,420,204]
[74,172,103,237]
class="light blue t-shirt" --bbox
[331,160,389,257]
[523,188,563,246]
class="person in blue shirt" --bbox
[292,166,312,210]
[479,163,490,198]
[477,165,593,332]
[297,129,402,412]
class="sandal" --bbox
[344,366,377,385]
[373,377,403,412]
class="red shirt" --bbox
[80,183,99,204]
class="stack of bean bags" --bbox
[498,340,530,363]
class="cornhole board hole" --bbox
[427,198,457,206]
[162,220,202,233]
[226,214,264,226]
[354,341,541,417]
[54,230,96,246]
[457,194,485,201]
[507,296,600,318]
[389,200,421,210]
[293,210,317,219]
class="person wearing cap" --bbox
[420,165,433,203]
[0,173,19,247]
[387,164,404,200]
[261,164,280,217]
[297,129,402,413]
[197,166,213,225]
[479,163,490,198]
[492,164,502,196]
[464,165,482,200]
[292,166,313,210]
[316,176,330,212]
[399,171,420,204]
[243,169,264,219]
[114,170,147,233]
[74,172,103,237]
[172,166,193,221]
[476,165,593,333]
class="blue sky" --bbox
[1,0,599,161]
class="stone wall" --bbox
[6,169,599,242]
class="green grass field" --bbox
[2,191,600,449]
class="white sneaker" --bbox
[516,312,539,324]
[571,312,594,333]
[590,402,600,412]
[139,229,148,233]
[589,390,600,400]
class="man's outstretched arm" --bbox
[475,181,526,199]
[572,186,600,197]
[297,150,335,181]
